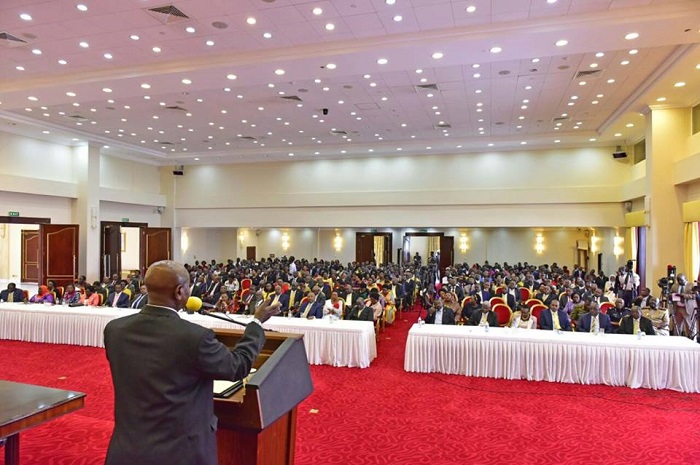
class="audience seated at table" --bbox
[618,305,655,335]
[345,297,373,321]
[61,284,82,305]
[539,300,572,331]
[577,302,613,333]
[213,293,235,313]
[0,283,25,303]
[425,299,456,325]
[296,291,322,319]
[510,304,537,329]
[107,283,129,308]
[29,285,55,304]
[469,302,498,327]
[642,299,669,336]
[129,285,149,309]
[323,291,344,320]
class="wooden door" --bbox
[355,233,374,264]
[140,227,171,276]
[246,246,256,260]
[21,230,39,282]
[101,221,122,281]
[439,235,454,274]
[38,224,79,287]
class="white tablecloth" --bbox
[404,324,700,393]
[0,303,376,368]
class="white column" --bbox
[72,143,101,281]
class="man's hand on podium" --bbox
[254,299,281,323]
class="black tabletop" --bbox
[0,380,86,428]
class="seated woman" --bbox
[214,293,235,314]
[323,291,344,320]
[510,304,537,329]
[441,290,463,324]
[30,285,55,304]
[381,288,396,325]
[47,280,62,302]
[73,285,102,307]
[61,284,82,305]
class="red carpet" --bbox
[1,311,700,464]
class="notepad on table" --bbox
[213,379,243,398]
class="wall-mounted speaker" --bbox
[173,165,184,175]
[612,151,627,159]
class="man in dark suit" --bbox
[472,284,490,306]
[108,283,130,308]
[592,288,609,305]
[104,260,279,465]
[280,283,303,316]
[539,300,572,331]
[129,284,149,309]
[618,305,655,335]
[425,299,456,325]
[345,299,373,321]
[190,275,207,298]
[0,283,25,302]
[535,285,556,306]
[577,302,613,333]
[469,302,498,327]
[296,292,323,319]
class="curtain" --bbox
[629,227,637,262]
[374,236,385,266]
[636,227,647,289]
[428,236,440,254]
[684,222,700,283]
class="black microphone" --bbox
[197,308,250,328]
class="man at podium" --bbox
[104,260,280,465]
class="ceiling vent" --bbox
[433,123,452,129]
[415,83,439,92]
[330,129,348,136]
[146,5,189,24]
[160,141,174,145]
[0,32,28,48]
[238,136,257,141]
[280,95,303,102]
[165,105,188,111]
[67,115,89,122]
[552,116,572,123]
[574,69,603,80]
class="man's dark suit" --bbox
[577,312,613,333]
[501,293,517,309]
[0,288,25,302]
[539,309,572,331]
[535,293,556,306]
[281,290,302,314]
[617,315,655,335]
[104,305,265,465]
[297,301,322,319]
[108,292,130,308]
[345,305,372,321]
[425,307,456,325]
[130,293,149,309]
[469,310,498,327]
[191,281,206,298]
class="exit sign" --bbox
[121,217,129,222]
[8,211,19,217]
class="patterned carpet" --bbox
[1,311,700,464]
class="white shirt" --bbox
[513,315,537,329]
[434,307,443,325]
[618,272,640,291]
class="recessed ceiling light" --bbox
[20,13,32,21]
[182,78,192,84]
[16,66,25,71]
[473,73,481,78]
[554,139,561,143]
[102,88,112,93]
[520,141,527,145]
[152,46,161,53]
[27,96,38,101]
[32,49,42,55]
[656,97,667,102]
[625,32,639,40]
[263,32,272,39]
[312,7,323,15]
[325,23,335,31]
[595,52,605,58]
[621,60,630,65]
[186,26,196,33]
[393,15,402,22]
[472,63,480,68]
[385,0,396,4]
[629,49,638,55]
[130,35,139,41]
[525,85,533,90]
[66,91,76,97]
[607,79,615,84]
[432,52,444,59]
[531,58,540,63]
[194,157,200,161]
[326,63,336,69]
[614,133,622,137]
[79,41,89,48]
[589,63,598,68]
[275,69,285,75]
[377,58,388,65]
[104,53,113,59]
[206,40,215,46]
[674,81,686,87]
[246,17,257,25]
[490,46,502,54]
[58,59,68,65]
[626,123,634,128]
[589,138,597,142]
[76,4,88,11]
[696,64,700,70]
[555,39,568,47]
[466,5,477,13]
[415,69,422,74]
[288,153,294,157]
[579,81,587,86]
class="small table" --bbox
[0,380,86,465]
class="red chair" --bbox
[600,302,614,315]
[530,305,547,328]
[240,288,250,302]
[489,297,505,308]
[282,283,290,293]
[241,278,252,291]
[518,287,531,302]
[22,290,29,301]
[524,298,543,308]
[494,286,505,296]
[492,303,512,327]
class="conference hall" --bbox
[1,0,700,464]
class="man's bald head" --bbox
[144,260,190,309]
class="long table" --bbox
[0,303,376,368]
[404,324,700,393]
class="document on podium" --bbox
[213,379,243,398]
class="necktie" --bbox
[132,295,142,309]
[290,290,296,306]
[633,319,640,334]
[591,315,598,333]
[552,311,561,330]
[302,303,311,318]
[480,312,488,325]
[8,293,13,302]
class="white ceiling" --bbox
[0,0,699,164]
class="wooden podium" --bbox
[213,328,314,465]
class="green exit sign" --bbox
[121,217,129,222]
[8,211,19,217]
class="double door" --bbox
[101,222,172,279]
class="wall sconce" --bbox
[333,233,343,252]
[90,206,97,229]
[613,235,624,258]
[590,232,600,254]
[459,233,469,253]
[238,229,246,245]
[281,232,290,251]
[535,233,545,255]
[181,231,189,254]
